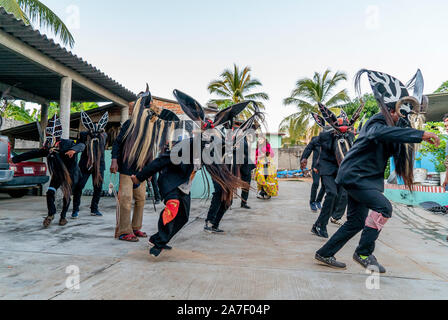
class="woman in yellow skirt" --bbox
[255,138,278,199]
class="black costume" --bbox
[316,68,428,272]
[312,130,351,233]
[240,137,256,207]
[134,89,262,256]
[301,136,325,208]
[12,116,85,225]
[73,112,108,215]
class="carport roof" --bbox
[0,7,137,103]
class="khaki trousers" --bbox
[117,174,147,236]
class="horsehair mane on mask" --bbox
[173,89,258,205]
[46,114,63,147]
[354,68,427,190]
[123,87,181,170]
[45,114,72,201]
[80,111,109,186]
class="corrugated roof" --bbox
[0,6,137,102]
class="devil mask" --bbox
[354,69,427,128]
[45,115,63,148]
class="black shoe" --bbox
[155,200,161,205]
[149,246,163,257]
[211,226,225,234]
[241,203,251,209]
[204,221,214,233]
[311,224,328,238]
[315,253,346,269]
[310,202,318,212]
[148,238,172,250]
[353,253,386,273]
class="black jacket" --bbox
[238,137,256,176]
[13,139,85,185]
[78,131,107,174]
[301,136,320,170]
[314,131,339,176]
[336,113,424,192]
[135,139,195,199]
[112,120,140,176]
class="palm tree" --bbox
[280,69,349,144]
[208,64,269,119]
[0,0,75,47]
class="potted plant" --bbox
[417,121,447,185]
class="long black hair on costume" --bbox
[47,152,72,201]
[86,132,107,187]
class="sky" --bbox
[36,0,448,131]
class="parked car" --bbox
[0,135,14,185]
[0,150,49,198]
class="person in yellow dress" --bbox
[255,137,278,199]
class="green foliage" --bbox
[384,158,391,179]
[418,122,447,172]
[47,102,100,119]
[0,0,75,47]
[435,81,448,93]
[1,101,37,123]
[280,69,350,144]
[340,93,379,120]
[208,64,269,119]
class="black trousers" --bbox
[46,178,71,219]
[150,189,191,248]
[316,188,393,258]
[72,170,104,213]
[314,175,347,228]
[240,171,252,205]
[310,170,326,204]
[206,180,230,228]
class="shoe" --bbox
[315,253,346,269]
[211,226,225,234]
[330,217,344,226]
[149,238,172,250]
[150,246,163,257]
[353,253,386,273]
[71,211,79,219]
[204,221,214,233]
[316,202,322,210]
[311,224,329,238]
[310,202,318,212]
[241,203,251,209]
[59,218,68,226]
[91,211,103,217]
[155,200,161,205]
[43,215,54,228]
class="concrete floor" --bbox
[1,180,448,300]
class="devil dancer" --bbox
[310,108,361,238]
[72,112,109,219]
[131,90,260,257]
[12,115,85,227]
[111,88,179,242]
[315,69,439,273]
[300,136,326,212]
[204,104,257,234]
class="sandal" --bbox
[43,215,54,228]
[118,233,139,242]
[59,218,68,226]
[133,230,148,238]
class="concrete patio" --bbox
[0,180,448,300]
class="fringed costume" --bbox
[72,112,109,218]
[315,69,433,272]
[12,115,85,227]
[134,89,262,256]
